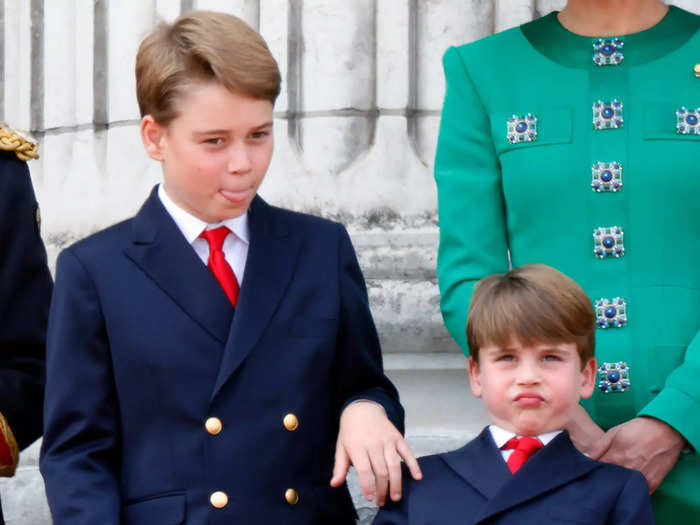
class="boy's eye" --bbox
[496,354,515,362]
[204,137,224,145]
[543,354,562,362]
[250,131,269,140]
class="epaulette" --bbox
[0,122,39,161]
[0,411,19,477]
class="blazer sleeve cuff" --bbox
[0,411,20,477]
[638,386,700,453]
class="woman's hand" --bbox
[565,404,606,456]
[589,417,685,493]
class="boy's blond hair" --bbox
[136,10,281,126]
[467,264,595,367]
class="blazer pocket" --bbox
[289,317,338,339]
[643,102,700,141]
[548,505,602,523]
[490,107,573,156]
[123,491,186,525]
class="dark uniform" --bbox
[0,127,52,523]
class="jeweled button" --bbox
[602,236,615,249]
[687,114,699,126]
[210,491,228,509]
[607,370,620,383]
[600,170,613,182]
[515,122,528,133]
[602,107,614,119]
[601,44,614,56]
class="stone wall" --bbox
[1,1,697,523]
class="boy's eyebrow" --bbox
[192,122,273,136]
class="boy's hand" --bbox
[589,417,685,493]
[330,401,422,506]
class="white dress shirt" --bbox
[158,184,249,285]
[488,424,561,463]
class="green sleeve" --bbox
[639,329,700,452]
[434,46,509,356]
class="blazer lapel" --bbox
[124,187,234,344]
[211,196,301,398]
[474,431,600,524]
[441,427,512,500]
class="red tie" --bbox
[502,436,543,473]
[200,227,239,306]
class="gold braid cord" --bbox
[0,411,19,477]
[0,124,39,161]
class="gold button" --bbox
[205,417,222,435]
[695,64,700,77]
[210,491,228,508]
[283,413,299,431]
[285,488,299,505]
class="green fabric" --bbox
[435,7,700,521]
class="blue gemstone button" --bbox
[596,298,627,328]
[593,38,624,66]
[592,162,622,192]
[594,100,623,129]
[598,361,630,393]
[677,107,700,135]
[507,114,538,144]
[593,226,624,258]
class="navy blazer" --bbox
[374,427,654,525]
[0,152,52,523]
[40,187,404,525]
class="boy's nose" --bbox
[227,144,252,173]
[515,361,541,385]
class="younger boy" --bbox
[374,264,654,524]
[40,11,419,524]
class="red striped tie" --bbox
[502,436,543,473]
[200,227,239,306]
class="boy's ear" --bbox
[140,115,166,161]
[467,356,483,398]
[579,357,597,399]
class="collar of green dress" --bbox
[520,6,699,69]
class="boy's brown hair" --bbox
[136,10,281,126]
[466,264,595,368]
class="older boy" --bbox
[40,11,419,525]
[374,264,654,524]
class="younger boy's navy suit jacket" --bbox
[40,187,404,525]
[373,427,654,525]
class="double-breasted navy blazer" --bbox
[373,427,654,525]
[40,187,404,525]
[0,152,52,523]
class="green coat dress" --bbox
[435,6,700,521]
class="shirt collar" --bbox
[158,184,249,245]
[488,424,561,448]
